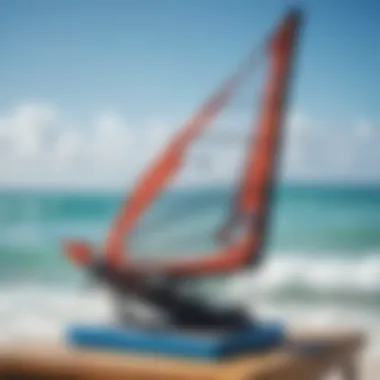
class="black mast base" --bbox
[91,262,253,332]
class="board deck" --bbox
[67,321,285,359]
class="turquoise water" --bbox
[1,183,380,287]
[1,184,380,350]
[270,185,380,252]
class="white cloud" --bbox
[55,129,83,164]
[0,102,378,188]
[0,103,168,188]
[281,113,380,183]
[0,103,58,159]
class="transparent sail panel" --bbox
[126,56,269,264]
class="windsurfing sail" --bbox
[64,8,303,278]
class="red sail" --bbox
[64,9,303,277]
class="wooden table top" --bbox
[0,329,365,380]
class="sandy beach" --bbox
[0,320,373,379]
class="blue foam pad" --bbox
[67,322,285,360]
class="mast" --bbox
[223,8,303,267]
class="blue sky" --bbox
[0,0,379,187]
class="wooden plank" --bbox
[0,329,365,380]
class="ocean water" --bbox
[0,184,380,356]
